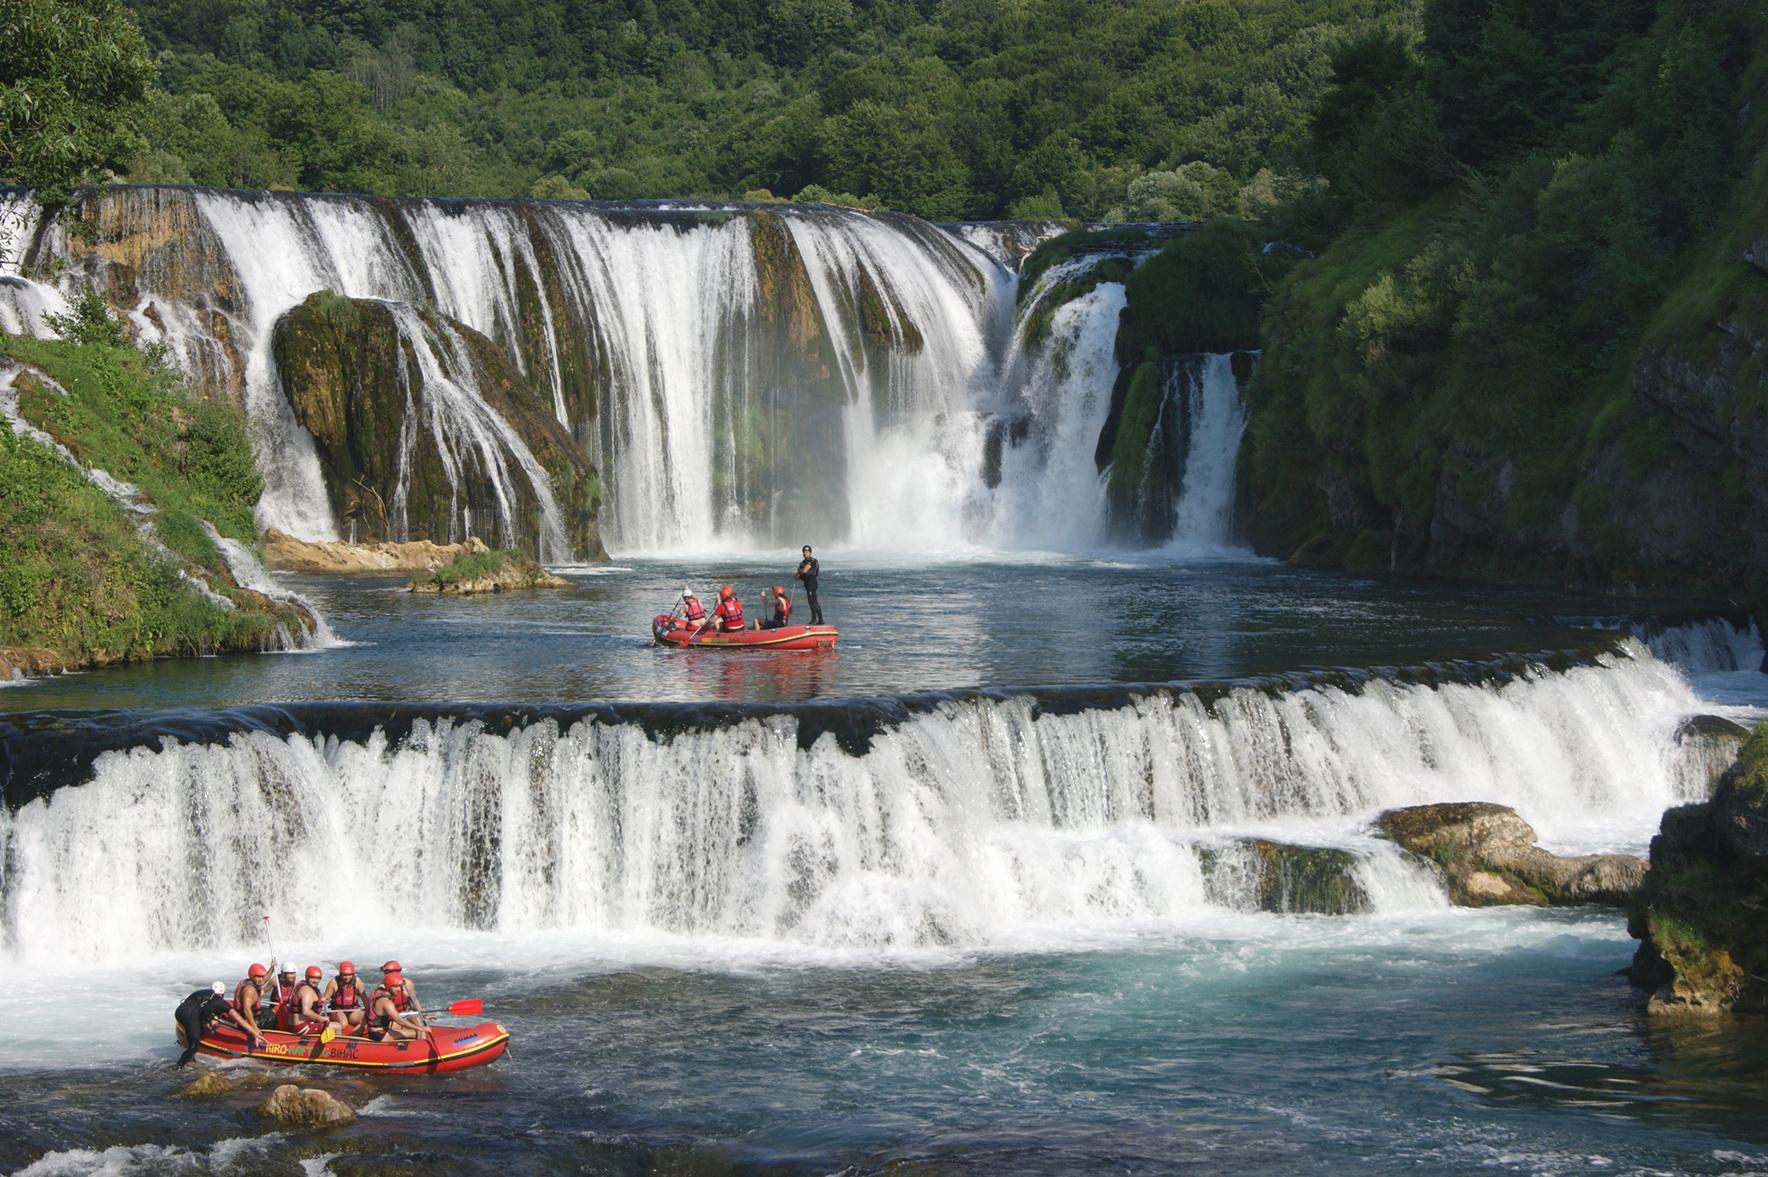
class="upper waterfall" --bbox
[4,188,1239,557]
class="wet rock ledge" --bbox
[1628,723,1768,1016]
[1375,802,1646,906]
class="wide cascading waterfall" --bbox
[0,640,1712,963]
[5,188,1027,555]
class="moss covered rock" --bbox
[1627,725,1768,1015]
[271,292,605,561]
[1199,838,1370,915]
[1375,801,1645,907]
[408,548,568,595]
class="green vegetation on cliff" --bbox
[408,548,565,594]
[0,332,303,667]
[93,0,1420,220]
[1629,724,1768,1015]
[1241,0,1768,596]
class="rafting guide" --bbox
[650,550,838,650]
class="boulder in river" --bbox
[1374,802,1646,906]
[255,1084,355,1128]
[407,549,568,595]
[1628,723,1768,1015]
[1199,838,1369,915]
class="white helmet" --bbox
[210,981,226,995]
[681,586,697,598]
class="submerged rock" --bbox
[256,1084,355,1128]
[1629,724,1768,1015]
[176,1070,240,1097]
[1199,838,1369,915]
[1374,802,1645,907]
[264,528,491,574]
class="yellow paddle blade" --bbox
[319,1025,337,1044]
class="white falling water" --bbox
[1167,353,1249,551]
[382,302,569,560]
[0,640,1712,963]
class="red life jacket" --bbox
[233,980,261,1016]
[273,981,300,1031]
[331,976,364,1009]
[773,596,791,624]
[375,981,413,1013]
[714,598,744,632]
[682,597,706,622]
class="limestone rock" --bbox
[0,646,66,681]
[255,1084,355,1128]
[177,1070,240,1097]
[264,528,492,574]
[1374,801,1646,907]
[1627,724,1768,1016]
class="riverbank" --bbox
[0,333,319,674]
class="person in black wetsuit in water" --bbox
[174,982,264,1067]
[795,545,823,624]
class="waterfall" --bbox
[0,640,1710,962]
[381,301,570,559]
[3,187,1263,556]
[1167,353,1250,551]
[981,261,1127,548]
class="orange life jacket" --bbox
[714,598,744,632]
[682,597,706,622]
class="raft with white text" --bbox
[178,1020,510,1073]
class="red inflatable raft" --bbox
[178,1020,510,1074]
[653,614,837,650]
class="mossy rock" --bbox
[272,292,606,560]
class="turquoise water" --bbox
[2,914,1767,1174]
[1,557,1765,1175]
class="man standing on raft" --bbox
[795,545,823,624]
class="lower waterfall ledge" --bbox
[1375,802,1647,907]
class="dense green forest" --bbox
[97,0,1415,219]
[1238,0,1767,594]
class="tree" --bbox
[0,0,156,205]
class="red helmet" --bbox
[305,965,324,980]
[248,963,267,979]
[381,960,402,974]
[338,960,356,976]
[771,586,785,596]
[718,585,734,599]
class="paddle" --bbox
[447,999,483,1017]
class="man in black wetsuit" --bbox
[174,981,264,1066]
[795,545,823,624]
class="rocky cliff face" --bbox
[1628,724,1768,1016]
[271,292,604,560]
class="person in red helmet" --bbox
[755,585,791,630]
[233,962,277,1032]
[271,963,300,1031]
[289,966,329,1036]
[711,584,745,633]
[321,960,368,1035]
[370,960,427,1040]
